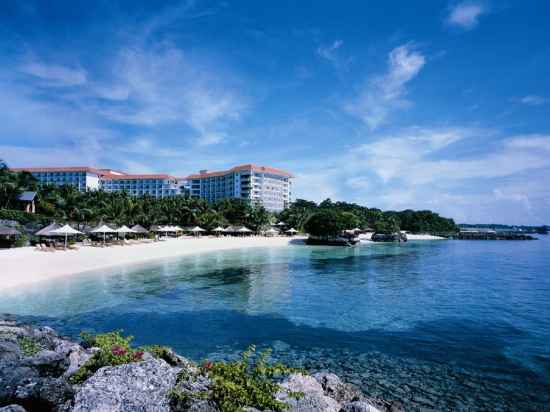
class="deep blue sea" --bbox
[1,238,549,411]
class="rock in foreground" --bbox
[0,317,401,412]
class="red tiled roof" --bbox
[185,164,293,180]
[10,167,176,180]
[10,166,104,175]
[100,174,177,180]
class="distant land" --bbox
[459,224,549,234]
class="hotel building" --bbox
[11,167,180,198]
[10,167,102,192]
[184,164,292,212]
[12,163,293,208]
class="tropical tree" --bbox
[303,209,359,238]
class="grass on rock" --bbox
[17,336,42,357]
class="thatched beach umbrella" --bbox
[91,224,116,243]
[190,226,206,236]
[50,224,83,248]
[115,225,136,240]
[0,226,21,238]
[35,222,62,237]
[212,226,225,237]
[265,228,279,236]
[286,228,298,236]
[131,224,149,235]
[238,226,253,236]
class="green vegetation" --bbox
[17,336,42,356]
[373,216,400,234]
[206,346,300,412]
[303,209,359,238]
[0,209,50,224]
[71,331,144,383]
[13,232,29,248]
[140,344,176,364]
[170,346,302,412]
[1,159,458,236]
[0,159,272,232]
[281,198,458,235]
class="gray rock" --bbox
[340,401,384,412]
[277,373,341,412]
[0,320,92,409]
[0,405,27,412]
[72,358,178,412]
[313,372,363,403]
[63,347,93,378]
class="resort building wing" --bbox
[10,167,180,198]
[11,163,293,209]
[184,164,293,212]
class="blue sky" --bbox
[1,1,549,224]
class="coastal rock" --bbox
[277,373,342,412]
[313,372,363,403]
[72,358,178,412]
[0,319,92,410]
[340,401,384,412]
[371,233,406,243]
[0,405,27,412]
[1,319,397,412]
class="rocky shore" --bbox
[0,317,403,412]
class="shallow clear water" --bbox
[1,238,550,410]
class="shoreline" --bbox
[0,236,298,291]
[359,233,447,241]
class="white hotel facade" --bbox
[13,164,293,211]
[185,164,292,212]
[11,167,180,198]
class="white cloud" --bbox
[317,40,343,62]
[289,127,550,223]
[346,43,425,130]
[447,2,486,30]
[91,44,247,144]
[506,135,550,151]
[196,132,226,146]
[21,62,87,86]
[519,95,547,106]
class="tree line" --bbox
[1,160,458,234]
[280,199,458,235]
[0,160,271,231]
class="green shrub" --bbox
[139,344,175,364]
[0,209,50,225]
[13,233,29,248]
[71,331,144,383]
[17,336,42,356]
[203,346,302,412]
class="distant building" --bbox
[18,191,37,214]
[11,167,179,198]
[11,163,294,206]
[100,173,179,198]
[184,164,293,212]
[11,167,101,192]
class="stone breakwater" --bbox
[0,317,403,412]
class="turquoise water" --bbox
[1,238,549,410]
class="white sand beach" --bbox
[405,234,446,240]
[359,233,446,241]
[0,236,297,291]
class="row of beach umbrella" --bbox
[34,223,299,248]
